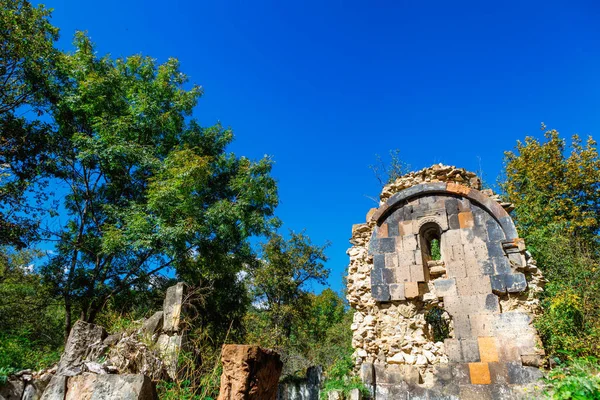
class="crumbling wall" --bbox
[347,165,545,399]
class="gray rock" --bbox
[348,388,361,400]
[65,373,157,400]
[22,383,43,400]
[327,390,342,400]
[0,379,24,400]
[103,333,122,347]
[108,336,165,380]
[40,375,67,400]
[57,321,107,374]
[156,334,183,379]
[83,362,106,375]
[141,311,163,338]
[163,283,186,333]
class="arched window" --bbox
[419,222,443,280]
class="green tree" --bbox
[0,0,58,247]
[248,231,329,345]
[503,125,600,241]
[0,248,63,371]
[502,125,600,358]
[41,33,279,338]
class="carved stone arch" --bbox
[370,182,518,240]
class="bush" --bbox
[319,354,370,399]
[320,376,370,400]
[529,234,600,358]
[544,357,600,399]
[0,331,62,372]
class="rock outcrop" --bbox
[218,344,283,400]
[0,283,189,400]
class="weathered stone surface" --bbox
[327,390,342,400]
[156,334,183,380]
[141,311,163,337]
[505,273,528,293]
[108,336,166,380]
[506,362,544,385]
[40,375,67,400]
[57,321,107,375]
[347,388,361,400]
[348,165,544,399]
[0,379,24,400]
[217,345,283,400]
[277,366,322,400]
[65,373,157,400]
[163,282,186,333]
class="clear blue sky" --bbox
[41,0,600,293]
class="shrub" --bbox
[544,357,600,399]
[0,331,62,372]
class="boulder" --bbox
[64,373,157,400]
[217,345,283,400]
[107,336,165,380]
[57,321,107,375]
[162,283,186,333]
[141,311,163,338]
[0,379,24,400]
[39,375,67,400]
[155,334,183,379]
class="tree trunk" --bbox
[64,296,72,343]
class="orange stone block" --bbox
[469,362,491,385]
[458,211,474,229]
[377,223,388,238]
[447,182,470,196]
[404,282,419,299]
[478,337,499,362]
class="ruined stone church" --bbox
[347,165,545,399]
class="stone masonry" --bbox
[347,165,545,399]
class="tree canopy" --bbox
[38,33,279,336]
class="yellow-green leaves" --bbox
[503,127,600,241]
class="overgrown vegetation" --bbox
[0,2,352,398]
[369,149,410,186]
[502,125,600,359]
[544,357,600,400]
[2,1,600,398]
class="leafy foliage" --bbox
[36,32,278,337]
[544,357,600,400]
[0,248,64,370]
[502,126,600,358]
[503,125,600,241]
[0,0,57,247]
[247,231,329,345]
[425,306,450,342]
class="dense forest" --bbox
[1,1,599,398]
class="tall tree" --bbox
[42,33,279,338]
[248,231,329,343]
[502,125,600,242]
[0,0,58,247]
[502,125,600,357]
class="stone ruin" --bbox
[347,165,546,399]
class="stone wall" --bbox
[347,165,545,399]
